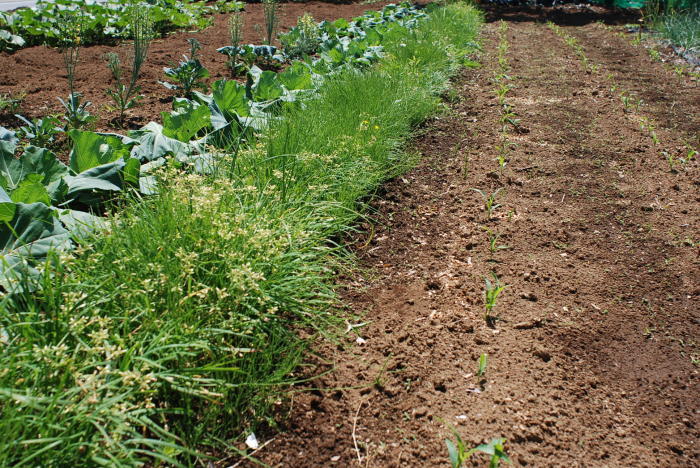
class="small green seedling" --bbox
[664,148,695,172]
[471,188,503,219]
[484,272,507,325]
[16,115,62,147]
[0,92,24,114]
[58,92,95,130]
[446,431,511,468]
[484,228,509,253]
[494,83,512,105]
[663,150,676,172]
[620,92,632,111]
[477,353,488,377]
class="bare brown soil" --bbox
[0,1,396,130]
[237,8,700,468]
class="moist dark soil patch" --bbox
[479,2,640,26]
[0,1,399,132]
[233,10,699,468]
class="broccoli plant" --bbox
[16,115,62,147]
[160,38,210,97]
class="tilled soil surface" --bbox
[242,7,700,468]
[0,1,397,131]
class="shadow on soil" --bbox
[478,2,641,25]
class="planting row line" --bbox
[547,22,697,172]
[448,22,517,468]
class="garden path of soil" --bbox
[237,7,700,468]
[0,0,398,131]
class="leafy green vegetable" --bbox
[65,159,130,197]
[0,0,243,51]
[278,62,313,91]
[16,115,62,147]
[129,122,193,161]
[253,70,284,102]
[10,174,51,205]
[0,29,25,51]
[161,40,210,97]
[162,103,211,142]
[0,201,71,259]
[212,79,250,117]
[0,186,16,223]
[68,129,134,174]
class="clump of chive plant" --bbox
[56,10,95,129]
[262,0,280,45]
[105,6,153,126]
[226,11,244,74]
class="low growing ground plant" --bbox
[15,114,62,147]
[0,92,24,114]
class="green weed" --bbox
[653,6,700,51]
[0,92,24,114]
[648,47,662,61]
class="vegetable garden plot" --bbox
[0,2,427,291]
[0,3,483,465]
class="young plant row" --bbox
[492,20,519,170]
[0,0,241,51]
[547,22,600,74]
[0,2,428,291]
[0,3,484,465]
[447,24,515,468]
[548,21,697,173]
[479,21,512,328]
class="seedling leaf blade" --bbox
[446,439,460,468]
